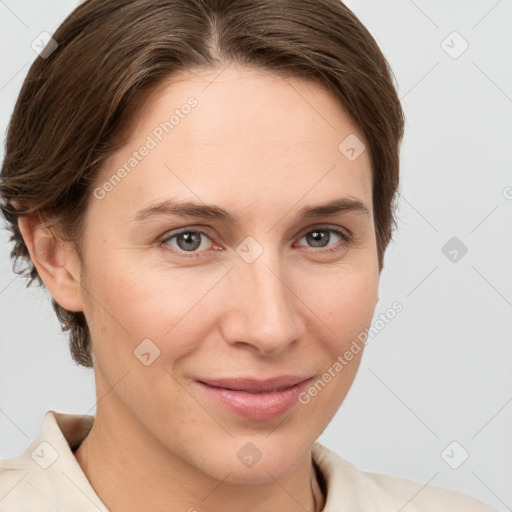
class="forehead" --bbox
[93,64,373,220]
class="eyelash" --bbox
[159,225,354,258]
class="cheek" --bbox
[294,262,379,346]
[82,251,219,362]
[294,268,377,419]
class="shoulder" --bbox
[365,471,497,512]
[312,443,497,512]
[0,409,101,511]
[0,452,55,511]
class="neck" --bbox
[74,404,325,512]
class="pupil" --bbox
[179,232,200,251]
[309,230,328,247]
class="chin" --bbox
[192,435,311,484]
[211,459,304,485]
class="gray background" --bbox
[1,1,511,510]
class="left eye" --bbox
[295,228,348,251]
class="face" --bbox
[77,64,379,483]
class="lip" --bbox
[195,375,314,421]
[198,375,312,392]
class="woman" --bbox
[0,0,498,510]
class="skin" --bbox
[19,63,380,511]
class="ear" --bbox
[17,213,85,312]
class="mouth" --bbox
[198,375,312,392]
[194,375,314,421]
[226,386,293,394]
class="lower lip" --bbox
[195,379,312,421]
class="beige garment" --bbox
[0,410,497,511]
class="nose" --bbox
[221,250,301,357]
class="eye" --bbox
[161,228,214,256]
[160,225,353,258]
[295,227,352,253]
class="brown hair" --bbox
[0,0,404,368]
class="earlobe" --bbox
[18,214,85,312]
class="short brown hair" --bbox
[0,0,404,368]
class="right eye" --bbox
[160,228,215,256]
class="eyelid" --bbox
[294,225,354,252]
[297,223,353,240]
[160,223,352,241]
[159,226,214,250]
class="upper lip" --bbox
[197,375,312,392]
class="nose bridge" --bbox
[228,239,299,353]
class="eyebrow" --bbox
[132,196,371,224]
